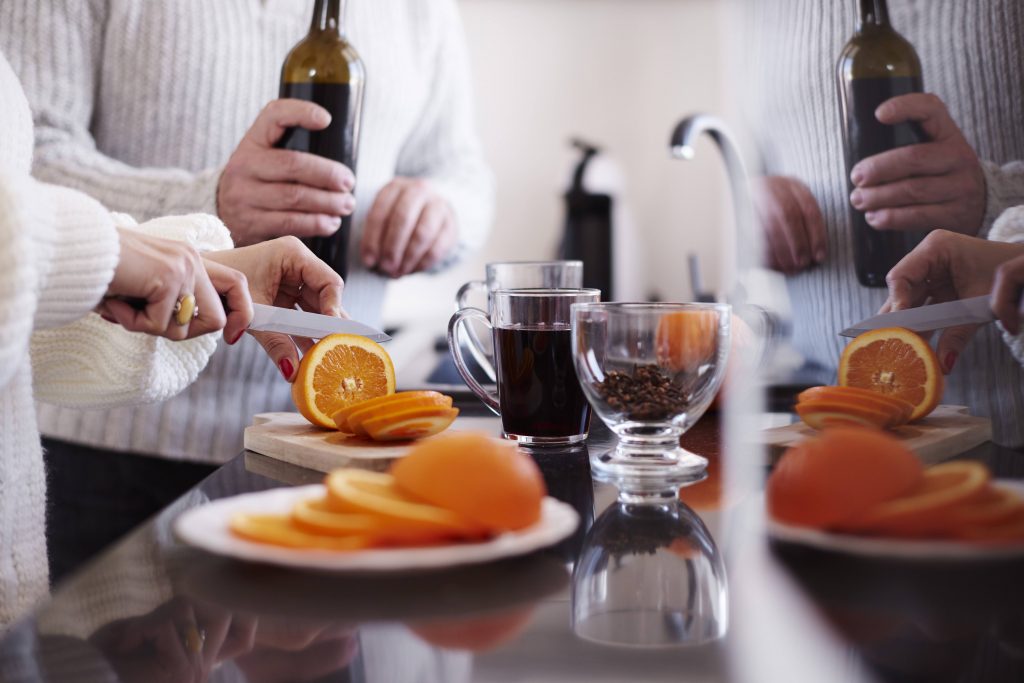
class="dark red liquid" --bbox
[494,326,591,439]
[842,76,929,287]
[277,82,359,280]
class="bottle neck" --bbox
[310,0,345,37]
[858,0,890,30]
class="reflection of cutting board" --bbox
[763,405,992,465]
[244,412,504,474]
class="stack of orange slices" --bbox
[230,432,547,550]
[796,327,945,431]
[289,334,458,442]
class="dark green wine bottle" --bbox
[837,0,927,288]
[278,0,365,280]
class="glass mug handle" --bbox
[447,307,500,415]
[454,280,497,382]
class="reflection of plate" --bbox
[176,552,569,623]
[175,485,579,571]
[767,481,1024,561]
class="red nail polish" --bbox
[229,330,244,345]
[279,358,294,380]
[945,351,958,373]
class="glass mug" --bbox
[454,261,584,381]
[448,288,600,445]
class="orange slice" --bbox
[838,327,944,422]
[364,408,459,442]
[845,461,990,536]
[795,399,896,430]
[291,334,396,429]
[230,513,373,551]
[325,470,483,542]
[945,485,1024,529]
[290,497,382,536]
[797,386,914,427]
[347,395,454,436]
[332,391,450,433]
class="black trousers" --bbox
[43,437,217,585]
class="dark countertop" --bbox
[1,408,1022,683]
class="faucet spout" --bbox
[669,114,750,224]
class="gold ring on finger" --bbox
[173,293,197,327]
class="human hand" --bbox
[101,229,251,343]
[751,175,827,274]
[882,230,1024,372]
[204,236,345,380]
[850,93,986,235]
[991,255,1024,336]
[217,100,356,246]
[361,177,458,277]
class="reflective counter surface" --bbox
[2,407,1023,683]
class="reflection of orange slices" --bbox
[410,607,536,652]
[838,327,944,422]
[292,335,395,429]
[655,310,719,372]
[766,427,923,529]
[797,386,914,428]
[844,461,990,536]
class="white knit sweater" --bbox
[0,53,226,630]
[0,0,494,464]
[743,0,1024,446]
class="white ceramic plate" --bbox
[767,480,1024,561]
[175,485,579,571]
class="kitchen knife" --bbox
[248,303,391,343]
[839,295,994,338]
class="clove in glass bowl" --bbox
[571,302,731,480]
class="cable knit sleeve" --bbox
[0,0,221,223]
[986,206,1024,366]
[31,213,233,409]
[980,161,1024,237]
[394,0,494,267]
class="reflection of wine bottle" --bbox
[278,0,365,279]
[837,0,927,288]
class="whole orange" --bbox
[391,433,546,532]
[767,427,923,529]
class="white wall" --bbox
[382,0,731,331]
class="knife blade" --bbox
[248,303,391,343]
[839,295,994,338]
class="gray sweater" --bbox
[744,0,1024,446]
[0,0,494,462]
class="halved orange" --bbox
[797,386,914,427]
[796,399,896,430]
[291,334,396,429]
[325,470,483,542]
[333,391,450,433]
[838,327,944,422]
[845,461,990,536]
[347,395,454,436]
[364,408,460,441]
[230,513,374,551]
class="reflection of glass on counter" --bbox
[572,498,728,648]
[525,444,596,568]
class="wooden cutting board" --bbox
[243,412,504,474]
[763,405,992,465]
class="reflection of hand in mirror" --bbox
[88,597,255,683]
[236,621,358,683]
